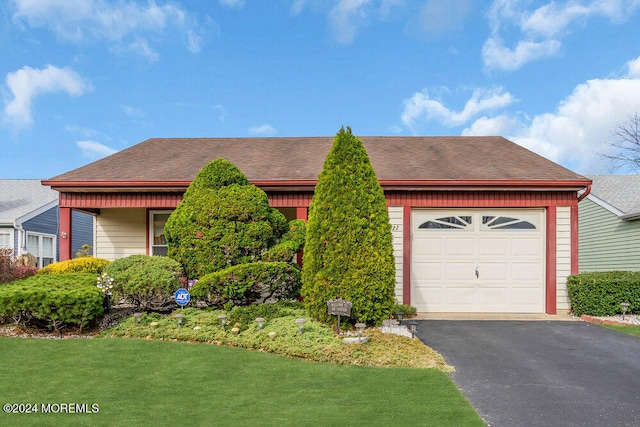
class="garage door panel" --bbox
[477,262,509,280]
[511,262,542,280]
[446,238,475,256]
[411,209,545,313]
[412,237,442,256]
[478,238,508,256]
[412,262,443,280]
[445,263,475,280]
[512,238,542,256]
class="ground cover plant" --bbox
[0,337,483,426]
[102,304,450,370]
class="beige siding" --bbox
[95,209,147,260]
[388,206,403,302]
[556,207,571,310]
[579,198,640,272]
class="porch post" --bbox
[59,207,73,261]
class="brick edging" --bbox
[580,314,629,326]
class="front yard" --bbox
[0,336,483,426]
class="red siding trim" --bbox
[403,205,411,305]
[59,207,72,262]
[571,204,579,274]
[58,190,579,209]
[546,207,557,314]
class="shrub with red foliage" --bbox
[0,248,38,284]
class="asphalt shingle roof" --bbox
[0,180,58,224]
[46,136,587,184]
[586,174,640,216]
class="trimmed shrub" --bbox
[104,255,183,311]
[0,273,103,332]
[263,219,306,262]
[190,262,301,309]
[567,271,640,316]
[392,303,418,319]
[301,127,396,325]
[165,158,289,279]
[39,257,110,275]
[0,249,38,284]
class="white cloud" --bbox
[401,86,514,132]
[121,105,145,118]
[11,0,204,58]
[328,0,371,44]
[249,124,277,136]
[3,65,92,128]
[483,0,640,71]
[218,0,244,8]
[126,39,159,61]
[76,140,118,159]
[462,57,640,173]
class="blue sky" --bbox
[2,0,640,179]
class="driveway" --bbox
[415,320,640,427]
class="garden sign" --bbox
[327,299,352,334]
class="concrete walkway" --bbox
[415,320,640,427]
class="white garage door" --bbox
[411,209,545,313]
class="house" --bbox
[0,179,94,267]
[43,136,591,314]
[579,175,640,272]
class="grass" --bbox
[0,337,483,426]
[601,324,640,338]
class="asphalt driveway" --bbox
[415,320,640,427]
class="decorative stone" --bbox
[343,337,369,344]
[193,326,201,331]
[268,331,276,340]
[231,327,240,335]
[150,322,159,328]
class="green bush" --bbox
[392,303,417,318]
[301,127,396,325]
[263,219,306,262]
[226,301,306,332]
[165,158,289,279]
[0,273,103,332]
[104,255,184,311]
[567,271,640,316]
[190,262,301,309]
[39,257,110,275]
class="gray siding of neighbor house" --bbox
[71,210,94,256]
[22,207,94,259]
[579,198,640,272]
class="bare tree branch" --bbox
[602,113,640,172]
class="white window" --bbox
[149,211,172,256]
[0,231,11,249]
[27,233,56,267]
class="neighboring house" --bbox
[579,175,640,272]
[43,137,591,314]
[0,180,94,267]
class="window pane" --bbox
[42,237,54,258]
[0,233,10,248]
[27,235,39,256]
[152,246,168,256]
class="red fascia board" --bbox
[42,178,592,191]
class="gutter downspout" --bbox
[577,184,591,202]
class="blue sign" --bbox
[174,288,191,307]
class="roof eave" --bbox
[42,178,591,193]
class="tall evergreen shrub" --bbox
[301,127,396,325]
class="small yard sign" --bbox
[174,288,191,307]
[327,299,352,334]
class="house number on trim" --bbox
[391,225,401,232]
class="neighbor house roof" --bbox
[585,175,640,220]
[43,136,590,191]
[0,180,58,225]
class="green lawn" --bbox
[0,337,483,426]
[601,324,640,338]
